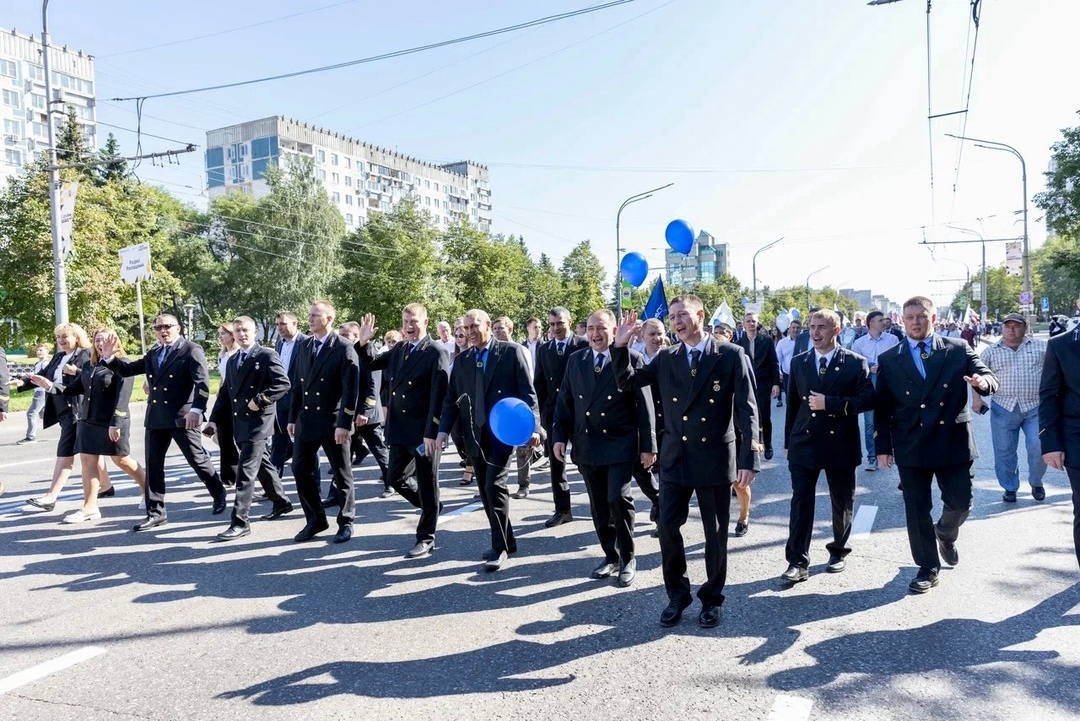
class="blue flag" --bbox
[642,277,669,321]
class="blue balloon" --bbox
[620,251,649,287]
[489,398,535,447]
[665,219,695,254]
[791,308,801,321]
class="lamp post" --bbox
[183,303,196,339]
[42,0,68,324]
[752,237,784,304]
[945,223,987,322]
[805,265,829,311]
[614,183,673,319]
[945,133,1031,322]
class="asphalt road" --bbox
[1,390,1078,720]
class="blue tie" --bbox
[157,344,168,366]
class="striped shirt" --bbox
[979,336,1046,413]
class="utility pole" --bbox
[752,237,784,304]
[614,183,673,320]
[42,0,68,324]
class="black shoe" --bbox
[216,525,250,541]
[659,598,692,628]
[97,486,116,498]
[484,549,507,572]
[333,524,353,544]
[322,494,341,508]
[650,527,660,538]
[221,478,235,489]
[1002,490,1017,503]
[1032,485,1046,501]
[260,502,294,521]
[212,497,228,515]
[545,511,573,528]
[24,497,56,512]
[826,555,846,573]
[133,516,168,532]
[649,503,659,523]
[764,448,774,461]
[734,519,749,537]
[698,604,721,628]
[776,400,783,408]
[438,502,445,515]
[937,536,959,566]
[590,560,617,579]
[511,486,529,500]
[780,565,809,583]
[294,519,330,542]
[617,559,637,587]
[405,541,433,559]
[908,571,939,594]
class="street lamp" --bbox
[945,133,1031,321]
[945,223,987,321]
[752,237,784,304]
[42,0,68,324]
[615,183,673,319]
[805,265,829,311]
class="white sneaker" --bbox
[137,498,146,511]
[63,509,102,524]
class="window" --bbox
[331,153,338,165]
[32,94,45,109]
[344,157,351,169]
[3,119,21,137]
[0,60,15,78]
[332,191,341,203]
[345,195,353,206]
[424,179,430,189]
[2,90,20,108]
[4,148,23,166]
[27,65,44,81]
[316,149,325,163]
[31,121,45,137]
[346,213,354,225]
[252,157,273,180]
[345,176,352,187]
[433,182,439,192]
[424,197,430,206]
[443,200,449,210]
[369,162,377,173]
[331,172,339,184]
[317,169,326,181]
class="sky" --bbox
[7,0,1077,308]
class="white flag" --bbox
[58,181,79,257]
[711,301,735,327]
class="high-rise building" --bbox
[0,27,96,187]
[665,230,728,287]
[205,116,492,231]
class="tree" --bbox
[55,106,93,177]
[559,240,606,324]
[442,225,531,320]
[1032,235,1080,317]
[98,133,128,184]
[1035,112,1080,241]
[949,267,1023,321]
[520,253,564,325]
[683,273,748,320]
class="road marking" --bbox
[0,646,106,695]
[850,504,878,539]
[765,694,814,721]
[440,500,484,519]
[0,458,55,469]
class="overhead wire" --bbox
[948,0,984,203]
[924,0,937,229]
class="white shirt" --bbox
[278,336,298,372]
[592,349,609,371]
[683,336,710,366]
[436,338,456,355]
[776,336,797,374]
[851,331,900,366]
[218,349,235,380]
[52,352,74,384]
[814,347,837,369]
[642,347,662,365]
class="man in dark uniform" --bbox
[288,301,360,544]
[552,309,656,587]
[208,316,294,540]
[781,309,874,582]
[737,310,781,459]
[271,311,313,482]
[1039,325,1080,568]
[331,321,390,503]
[437,309,541,572]
[612,296,759,629]
[530,306,588,524]
[102,313,227,531]
[875,295,998,594]
[356,304,450,559]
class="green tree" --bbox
[1035,112,1080,241]
[1033,235,1080,317]
[442,225,531,319]
[559,240,606,323]
[950,267,1023,321]
[98,133,128,184]
[521,253,564,324]
[55,106,93,177]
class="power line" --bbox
[949,0,984,200]
[96,121,197,147]
[109,0,641,101]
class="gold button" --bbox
[586,411,591,416]
[701,417,706,422]
[940,420,945,425]
[305,406,309,410]
[940,402,944,407]
[811,413,816,417]
[920,404,925,408]
[602,429,607,434]
[600,412,606,417]
[905,391,910,395]
[829,430,834,434]
[682,415,688,421]
[709,399,715,404]
[943,383,948,388]
[607,395,612,400]
[673,397,678,402]
[701,437,707,442]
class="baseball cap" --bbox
[1002,312,1027,325]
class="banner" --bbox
[118,242,153,284]
[58,181,79,257]
[710,300,734,328]
[642,278,669,320]
[619,280,635,310]
[1005,241,1022,277]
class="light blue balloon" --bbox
[791,308,802,321]
[489,398,535,447]
[620,252,649,287]
[665,219,695,255]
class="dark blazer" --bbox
[360,336,449,447]
[439,339,539,458]
[784,347,874,468]
[287,333,360,442]
[873,334,997,467]
[20,348,90,428]
[794,330,811,357]
[534,336,588,427]
[611,338,760,488]
[552,348,656,467]
[58,360,134,427]
[108,338,211,430]
[0,349,10,414]
[275,332,309,421]
[1038,333,1080,467]
[355,343,382,425]
[736,333,781,393]
[210,345,290,443]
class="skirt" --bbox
[74,419,131,457]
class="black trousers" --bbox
[144,426,224,519]
[658,481,731,606]
[580,461,636,564]
[231,437,290,527]
[631,462,660,507]
[897,463,972,574]
[387,443,441,544]
[475,431,515,554]
[1067,467,1080,569]
[353,423,391,488]
[756,390,773,451]
[293,435,354,528]
[786,463,856,568]
[531,431,571,513]
[217,416,239,487]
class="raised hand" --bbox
[614,310,639,347]
[358,313,377,345]
[100,334,118,360]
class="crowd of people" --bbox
[1,293,1078,629]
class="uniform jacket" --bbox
[874,334,997,467]
[275,332,309,424]
[611,338,760,488]
[534,336,588,427]
[360,335,450,447]
[108,338,210,430]
[210,345,290,444]
[439,338,539,458]
[552,347,655,467]
[355,343,382,426]
[21,348,90,428]
[1038,332,1080,467]
[784,347,874,468]
[57,360,133,428]
[287,333,360,442]
[736,333,781,393]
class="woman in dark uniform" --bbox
[17,323,91,512]
[32,328,146,523]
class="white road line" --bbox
[850,504,878,539]
[440,501,484,519]
[0,458,55,469]
[0,646,106,695]
[765,694,814,721]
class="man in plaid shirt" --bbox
[973,313,1047,503]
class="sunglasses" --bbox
[153,324,177,331]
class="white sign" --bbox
[118,242,153,284]
[743,302,762,315]
[58,181,79,256]
[1005,242,1023,277]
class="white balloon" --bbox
[775,311,791,333]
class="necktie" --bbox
[917,341,929,359]
[157,344,168,366]
[594,353,604,373]
[690,348,701,377]
[557,341,565,356]
[312,340,322,362]
[819,356,828,376]
[238,351,248,368]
